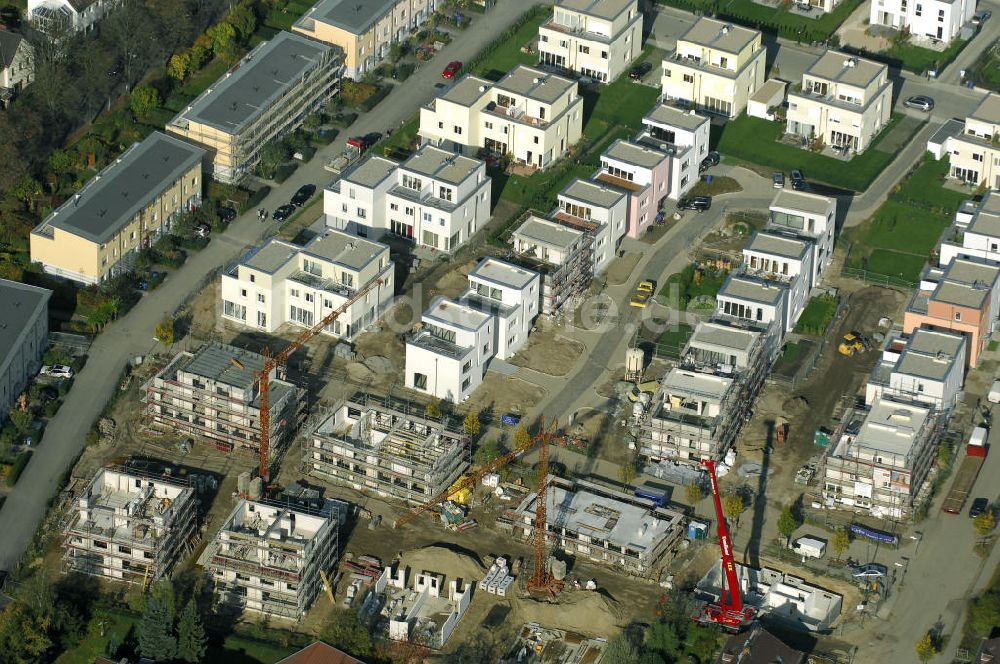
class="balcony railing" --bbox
[407,329,472,360]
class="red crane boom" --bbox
[698,458,754,631]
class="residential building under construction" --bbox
[201,499,339,618]
[63,467,198,584]
[638,319,776,463]
[509,213,593,315]
[144,342,306,455]
[307,394,469,504]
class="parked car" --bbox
[851,563,887,578]
[362,132,382,149]
[39,386,59,402]
[628,62,652,81]
[217,206,237,223]
[772,172,785,188]
[974,9,991,24]
[699,151,720,172]
[442,60,463,79]
[903,95,934,112]
[970,497,990,518]
[677,196,712,211]
[629,280,656,308]
[40,365,73,379]
[790,169,807,190]
[194,224,211,238]
[272,205,295,222]
[290,184,317,207]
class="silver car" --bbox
[904,95,934,112]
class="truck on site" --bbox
[324,137,367,174]
[942,426,988,515]
[989,380,1000,404]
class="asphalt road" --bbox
[0,0,544,573]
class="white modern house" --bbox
[637,103,711,201]
[786,52,892,154]
[420,65,584,170]
[870,0,975,43]
[716,274,789,332]
[221,230,394,340]
[554,178,627,273]
[510,214,593,314]
[939,190,1000,267]
[740,230,814,328]
[27,0,113,34]
[768,189,837,286]
[537,0,643,83]
[932,94,1000,189]
[865,328,966,410]
[325,145,491,252]
[406,258,540,401]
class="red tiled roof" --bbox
[276,642,365,664]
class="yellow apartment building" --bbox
[293,0,436,79]
[30,131,205,285]
[167,31,343,184]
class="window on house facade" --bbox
[402,174,422,190]
[439,186,452,201]
[683,73,694,83]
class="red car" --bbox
[442,61,462,79]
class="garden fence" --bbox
[840,266,918,291]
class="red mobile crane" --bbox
[697,458,755,631]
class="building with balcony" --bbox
[419,65,584,170]
[637,103,711,201]
[554,178,627,273]
[660,18,765,118]
[293,0,437,79]
[63,467,198,584]
[822,395,942,519]
[865,327,966,410]
[0,29,32,106]
[684,320,764,371]
[324,145,491,252]
[716,274,789,332]
[144,342,306,456]
[903,256,1000,367]
[870,0,974,43]
[307,393,468,504]
[768,189,837,286]
[506,477,685,577]
[220,230,393,340]
[0,279,50,424]
[203,499,339,618]
[30,132,204,286]
[27,0,113,34]
[939,190,1000,267]
[510,214,593,314]
[786,51,892,154]
[934,94,1000,188]
[167,31,343,184]
[537,0,643,83]
[593,139,671,238]
[405,258,540,401]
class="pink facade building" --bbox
[594,139,671,239]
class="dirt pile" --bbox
[402,544,486,586]
[514,591,625,637]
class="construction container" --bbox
[688,521,708,540]
[814,429,830,448]
[496,575,514,597]
[790,536,827,559]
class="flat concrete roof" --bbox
[512,215,583,250]
[35,132,204,244]
[688,321,760,354]
[896,349,959,383]
[304,230,386,271]
[172,31,336,133]
[906,327,966,360]
[423,295,491,331]
[643,103,709,132]
[559,178,625,209]
[718,275,786,306]
[495,65,576,105]
[770,189,835,217]
[967,191,1000,238]
[437,75,493,107]
[181,342,268,390]
[932,280,989,309]
[556,0,634,20]
[603,139,667,169]
[297,0,398,34]
[343,155,399,188]
[745,231,810,261]
[749,78,787,105]
[0,279,50,379]
[806,51,886,88]
[855,396,930,457]
[944,256,1000,288]
[662,367,732,401]
[469,257,538,290]
[401,144,481,185]
[929,118,964,146]
[680,17,759,54]
[242,239,300,273]
[970,94,1000,126]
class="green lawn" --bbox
[263,0,314,30]
[969,50,1000,92]
[886,38,968,74]
[716,114,915,191]
[179,58,232,100]
[864,248,930,280]
[497,163,595,208]
[583,71,661,133]
[659,265,729,309]
[777,342,803,366]
[658,323,693,350]
[381,115,421,158]
[793,295,837,335]
[471,8,548,79]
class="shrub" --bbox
[244,186,271,211]
[6,451,32,487]
[340,80,378,107]
[274,162,298,183]
[358,85,390,112]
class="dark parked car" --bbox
[970,497,990,518]
[903,95,934,112]
[362,132,382,149]
[628,62,652,81]
[699,151,720,172]
[272,205,295,222]
[791,169,807,190]
[677,196,712,211]
[217,206,237,223]
[290,184,317,207]
[974,9,991,24]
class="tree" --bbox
[722,494,745,527]
[472,439,501,466]
[831,527,850,560]
[915,632,938,662]
[207,22,237,59]
[175,600,207,663]
[645,621,682,659]
[975,510,996,538]
[10,175,42,206]
[777,505,799,545]
[48,149,77,176]
[9,407,32,433]
[257,141,289,178]
[617,461,636,489]
[463,411,480,437]
[155,319,175,345]
[603,634,639,664]
[138,595,176,660]
[167,53,190,81]
[321,609,373,659]
[513,423,531,450]
[424,399,442,420]
[130,85,161,119]
[226,3,257,42]
[684,482,702,505]
[0,602,54,663]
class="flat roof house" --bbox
[866,328,966,410]
[30,132,205,285]
[509,214,593,314]
[870,0,974,44]
[293,0,437,79]
[939,189,1000,267]
[167,31,343,184]
[555,178,627,273]
[933,94,1000,189]
[769,188,837,286]
[787,51,892,154]
[661,17,765,118]
[594,138,671,238]
[638,103,711,201]
[716,274,789,332]
[0,279,50,423]
[538,0,643,83]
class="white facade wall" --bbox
[406,297,494,401]
[464,259,540,360]
[768,192,837,286]
[869,0,975,42]
[640,105,711,201]
[556,182,628,273]
[537,0,643,82]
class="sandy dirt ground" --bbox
[509,325,585,376]
[605,252,641,286]
[462,374,547,423]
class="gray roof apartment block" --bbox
[806,51,886,89]
[496,66,576,105]
[559,178,625,209]
[680,17,758,54]
[402,144,482,185]
[0,279,51,379]
[603,139,667,169]
[296,0,399,34]
[643,103,709,132]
